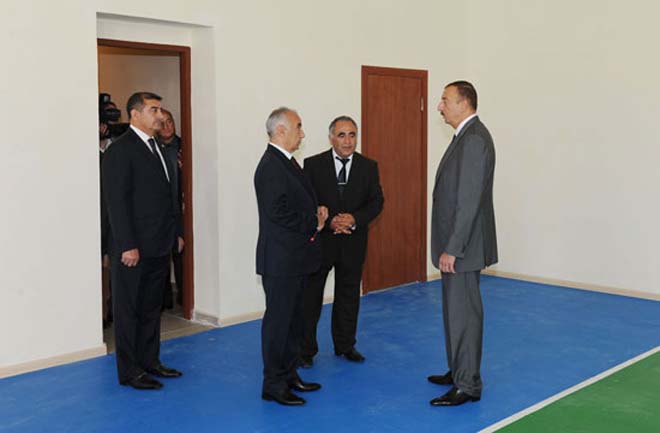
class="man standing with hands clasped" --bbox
[428,81,498,406]
[254,107,328,406]
[300,116,383,367]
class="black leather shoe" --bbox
[335,347,365,362]
[430,387,480,406]
[146,364,183,378]
[427,371,453,385]
[299,355,314,369]
[288,377,321,392]
[262,390,306,406]
[122,373,163,390]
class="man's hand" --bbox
[177,237,185,253]
[331,213,355,235]
[121,248,140,267]
[439,252,456,274]
[317,206,329,230]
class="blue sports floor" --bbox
[2,275,660,433]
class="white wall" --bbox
[3,0,657,372]
[464,0,660,292]
[1,2,102,368]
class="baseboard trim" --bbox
[218,295,336,327]
[482,269,660,301]
[192,309,220,326]
[218,310,263,326]
[0,345,108,379]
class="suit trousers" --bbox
[302,256,363,357]
[441,270,483,397]
[111,254,169,383]
[261,275,307,394]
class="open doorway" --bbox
[97,39,202,352]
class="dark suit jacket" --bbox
[303,150,384,266]
[431,116,498,272]
[254,145,321,277]
[102,128,181,259]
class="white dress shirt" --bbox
[332,149,353,181]
[268,142,293,160]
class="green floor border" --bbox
[480,346,660,433]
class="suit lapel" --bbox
[343,152,361,201]
[322,150,341,202]
[130,130,170,185]
[268,145,317,201]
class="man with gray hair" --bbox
[254,107,328,405]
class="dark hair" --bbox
[445,81,477,110]
[328,115,358,135]
[126,92,162,119]
[161,108,174,121]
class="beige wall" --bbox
[464,0,660,292]
[2,0,658,372]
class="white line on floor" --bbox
[479,346,660,433]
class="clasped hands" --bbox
[330,213,355,235]
[315,208,354,235]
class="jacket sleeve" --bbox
[444,135,491,258]
[353,161,384,228]
[101,146,138,253]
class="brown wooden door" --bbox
[361,66,427,293]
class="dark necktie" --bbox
[147,138,160,161]
[337,157,349,197]
[291,156,302,171]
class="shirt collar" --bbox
[268,142,293,160]
[455,113,478,137]
[331,149,353,162]
[130,124,155,144]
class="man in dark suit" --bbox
[428,81,498,406]
[254,107,328,405]
[300,116,384,367]
[102,92,184,390]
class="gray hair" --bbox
[266,106,295,138]
[328,115,358,135]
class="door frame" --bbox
[361,65,428,293]
[97,38,195,319]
